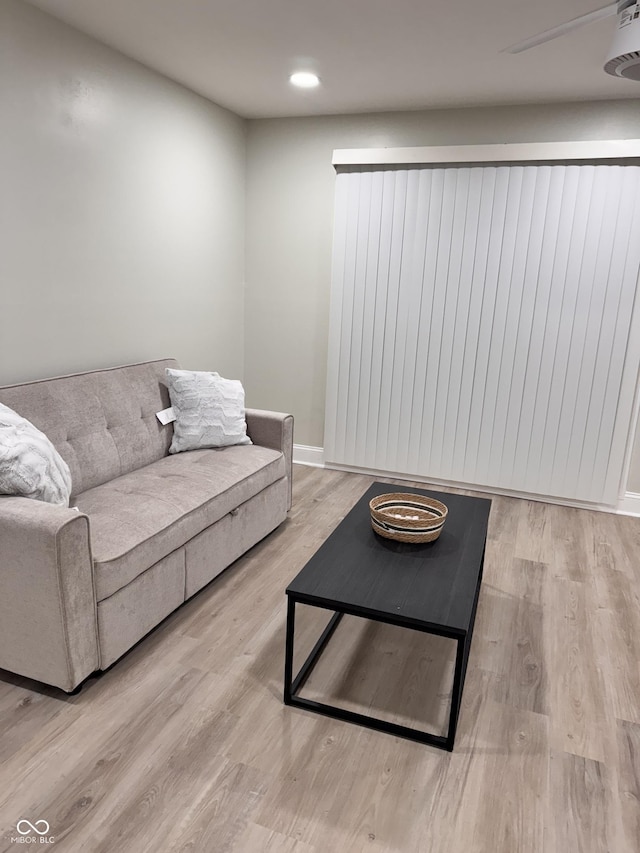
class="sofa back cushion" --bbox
[0,359,178,497]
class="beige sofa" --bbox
[0,359,293,692]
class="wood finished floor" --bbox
[1,465,639,852]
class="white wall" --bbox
[245,101,640,492]
[0,0,246,386]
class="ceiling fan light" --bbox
[605,51,640,78]
[604,3,640,80]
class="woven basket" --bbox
[369,493,448,543]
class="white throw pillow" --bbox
[166,368,252,453]
[0,402,72,506]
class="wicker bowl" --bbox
[369,493,448,544]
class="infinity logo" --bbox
[16,819,50,836]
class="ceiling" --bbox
[26,0,640,119]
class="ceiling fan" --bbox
[505,0,640,80]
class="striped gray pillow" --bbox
[166,369,252,453]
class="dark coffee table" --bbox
[284,482,491,751]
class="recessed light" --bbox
[289,71,320,89]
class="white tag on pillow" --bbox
[156,406,176,425]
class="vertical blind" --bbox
[324,164,640,505]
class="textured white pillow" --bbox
[166,369,252,453]
[0,402,72,506]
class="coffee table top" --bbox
[286,482,491,635]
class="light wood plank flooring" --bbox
[0,466,639,852]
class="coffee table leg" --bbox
[445,635,467,751]
[285,596,345,703]
[284,596,296,704]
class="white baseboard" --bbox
[325,461,619,512]
[293,444,325,467]
[294,449,640,515]
[617,492,640,517]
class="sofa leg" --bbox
[66,671,98,695]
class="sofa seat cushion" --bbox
[74,444,285,601]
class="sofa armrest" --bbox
[245,409,294,510]
[0,497,99,692]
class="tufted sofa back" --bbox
[0,359,178,498]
